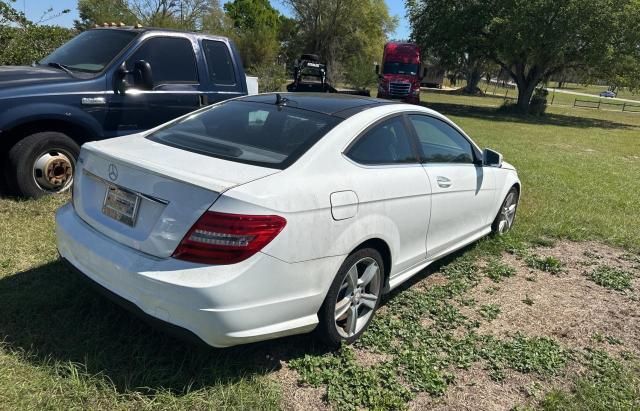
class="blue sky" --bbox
[22,0,410,39]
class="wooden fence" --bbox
[574,99,640,112]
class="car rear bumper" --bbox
[55,203,343,347]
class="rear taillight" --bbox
[172,212,287,265]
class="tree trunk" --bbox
[463,66,482,94]
[516,80,537,113]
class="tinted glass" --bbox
[410,115,474,164]
[383,62,419,75]
[147,101,341,169]
[128,37,198,84]
[347,116,417,165]
[202,40,236,85]
[40,30,137,73]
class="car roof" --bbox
[239,93,401,119]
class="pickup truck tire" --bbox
[7,132,80,198]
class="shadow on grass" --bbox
[0,244,477,397]
[0,260,333,396]
[422,101,636,130]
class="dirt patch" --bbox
[409,364,573,411]
[275,241,640,410]
[274,361,329,411]
[474,241,640,355]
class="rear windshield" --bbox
[147,100,341,169]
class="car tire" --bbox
[492,186,519,235]
[317,247,384,347]
[7,131,79,199]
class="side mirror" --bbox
[375,64,379,75]
[112,60,153,94]
[133,60,153,90]
[113,62,128,94]
[483,148,503,167]
[422,67,427,78]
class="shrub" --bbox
[529,88,549,115]
[247,63,286,93]
[0,25,74,66]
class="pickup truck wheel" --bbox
[8,132,79,198]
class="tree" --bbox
[75,0,215,31]
[0,0,73,66]
[408,0,640,113]
[408,0,490,94]
[1,0,28,26]
[283,0,397,84]
[223,0,281,68]
[74,0,136,30]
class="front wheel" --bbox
[317,248,384,346]
[492,187,519,234]
[7,131,79,198]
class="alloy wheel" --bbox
[497,191,518,234]
[334,257,382,338]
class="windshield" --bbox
[40,30,138,73]
[383,62,419,76]
[147,100,342,169]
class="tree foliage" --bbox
[223,0,281,68]
[408,0,640,112]
[75,0,217,31]
[74,0,136,30]
[0,0,74,66]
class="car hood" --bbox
[0,65,74,90]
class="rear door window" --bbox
[202,40,236,85]
[147,101,341,169]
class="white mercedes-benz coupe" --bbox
[56,93,520,347]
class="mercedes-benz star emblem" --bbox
[108,164,118,181]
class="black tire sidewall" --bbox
[317,247,385,347]
[7,132,79,198]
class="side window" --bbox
[202,40,236,85]
[128,37,198,84]
[347,116,417,165]
[409,115,475,164]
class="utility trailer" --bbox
[286,54,370,96]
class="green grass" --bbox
[2,91,640,409]
[478,304,501,320]
[485,258,517,282]
[525,255,565,274]
[474,81,640,108]
[538,350,640,410]
[586,265,634,291]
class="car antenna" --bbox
[275,93,288,106]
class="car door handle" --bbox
[436,176,452,188]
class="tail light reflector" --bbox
[173,211,286,265]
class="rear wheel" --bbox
[492,187,519,234]
[317,248,384,346]
[7,132,79,198]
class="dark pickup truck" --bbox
[0,26,256,198]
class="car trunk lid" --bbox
[73,134,279,258]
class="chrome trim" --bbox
[81,97,107,105]
[82,169,170,205]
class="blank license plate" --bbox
[102,184,140,227]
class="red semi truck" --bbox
[376,42,424,104]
